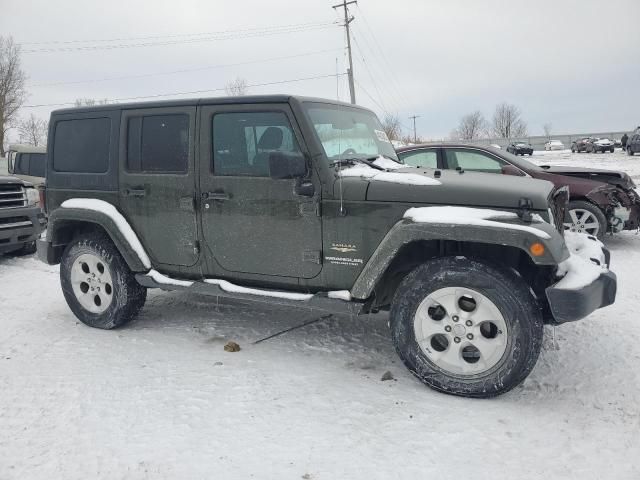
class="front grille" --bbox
[550,186,569,235]
[0,216,32,230]
[0,184,26,209]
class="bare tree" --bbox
[224,77,248,96]
[0,36,28,157]
[17,114,48,146]
[491,102,527,139]
[381,114,402,141]
[543,123,552,140]
[453,111,488,140]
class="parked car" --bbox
[506,142,533,155]
[0,174,46,256]
[396,143,639,238]
[490,144,502,149]
[544,140,565,151]
[586,138,615,153]
[37,95,616,398]
[7,144,46,191]
[626,127,640,156]
[571,137,594,153]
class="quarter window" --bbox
[53,118,110,173]
[212,112,300,177]
[127,114,189,173]
[444,149,507,173]
[399,149,438,168]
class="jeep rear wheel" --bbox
[390,257,543,398]
[60,233,146,329]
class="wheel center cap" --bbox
[453,324,466,336]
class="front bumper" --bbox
[0,206,46,253]
[545,246,616,324]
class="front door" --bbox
[198,104,322,279]
[119,107,199,267]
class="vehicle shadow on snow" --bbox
[129,289,401,374]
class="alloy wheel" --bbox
[413,287,508,376]
[564,209,600,236]
[70,253,114,314]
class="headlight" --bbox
[25,188,40,206]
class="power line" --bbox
[18,21,334,45]
[22,23,339,53]
[29,48,344,87]
[22,73,346,108]
[354,3,413,109]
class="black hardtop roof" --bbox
[52,94,370,116]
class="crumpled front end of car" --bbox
[586,184,640,232]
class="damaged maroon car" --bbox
[396,143,640,239]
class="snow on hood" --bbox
[339,156,441,186]
[554,232,608,290]
[403,206,551,239]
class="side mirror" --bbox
[501,164,525,176]
[269,151,307,179]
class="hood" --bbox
[0,175,25,185]
[539,166,635,189]
[337,165,555,211]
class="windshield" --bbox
[303,103,399,163]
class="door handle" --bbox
[124,188,146,197]
[203,191,231,201]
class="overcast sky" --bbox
[2,0,639,139]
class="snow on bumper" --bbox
[545,232,617,324]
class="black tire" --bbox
[389,257,543,398]
[566,200,608,240]
[60,232,147,329]
[628,147,634,156]
[609,148,614,153]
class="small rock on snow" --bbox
[224,341,241,353]
[381,371,394,381]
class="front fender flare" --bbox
[350,219,568,300]
[46,208,149,272]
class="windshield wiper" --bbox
[365,154,403,164]
[330,157,386,171]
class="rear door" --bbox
[119,107,199,267]
[198,103,322,279]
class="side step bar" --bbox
[135,274,364,316]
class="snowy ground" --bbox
[1,150,639,479]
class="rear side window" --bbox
[127,114,189,173]
[29,153,46,177]
[53,118,111,173]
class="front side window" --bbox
[398,149,438,168]
[212,111,300,177]
[303,103,398,163]
[15,153,30,175]
[445,149,507,173]
[29,153,46,177]
[127,114,189,173]
[53,117,110,173]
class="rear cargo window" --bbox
[127,114,189,173]
[53,118,111,173]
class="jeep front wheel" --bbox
[60,233,147,329]
[390,257,543,398]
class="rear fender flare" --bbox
[46,208,149,272]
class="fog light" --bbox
[529,242,545,257]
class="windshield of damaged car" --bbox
[303,103,399,162]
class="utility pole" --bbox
[409,115,420,143]
[333,0,357,104]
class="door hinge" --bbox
[193,240,200,255]
[302,249,321,264]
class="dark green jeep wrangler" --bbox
[37,95,616,397]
